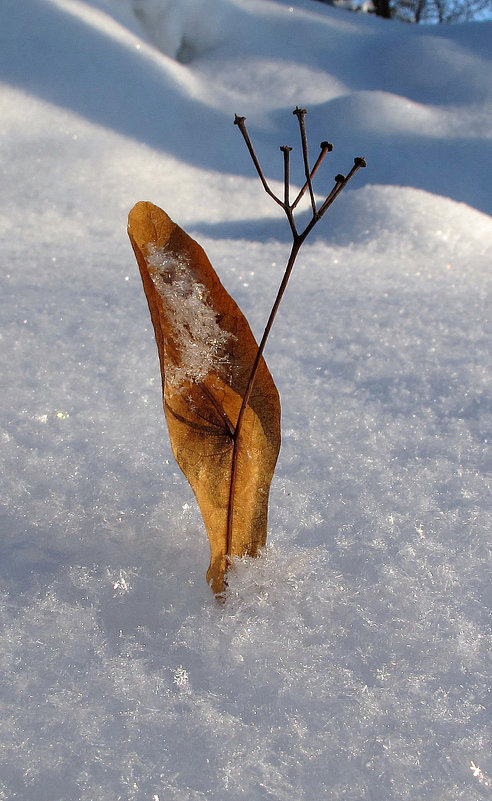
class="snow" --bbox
[146,243,235,388]
[0,0,491,798]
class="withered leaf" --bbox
[128,202,281,594]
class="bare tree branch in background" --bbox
[314,0,492,22]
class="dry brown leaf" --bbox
[128,201,281,594]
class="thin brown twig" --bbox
[291,141,333,211]
[293,107,317,217]
[280,146,297,238]
[318,158,366,218]
[280,145,292,207]
[234,115,284,208]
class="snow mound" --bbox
[131,0,234,62]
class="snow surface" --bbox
[0,0,491,799]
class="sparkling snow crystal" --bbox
[146,243,235,388]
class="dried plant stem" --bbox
[226,109,366,560]
[233,116,284,210]
[291,141,332,211]
[293,107,317,217]
[226,237,302,554]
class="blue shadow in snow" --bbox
[2,0,491,217]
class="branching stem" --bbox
[227,109,366,559]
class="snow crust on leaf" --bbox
[146,243,235,389]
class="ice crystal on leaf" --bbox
[146,244,235,389]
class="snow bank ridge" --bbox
[132,0,232,62]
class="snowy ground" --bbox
[0,0,491,799]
